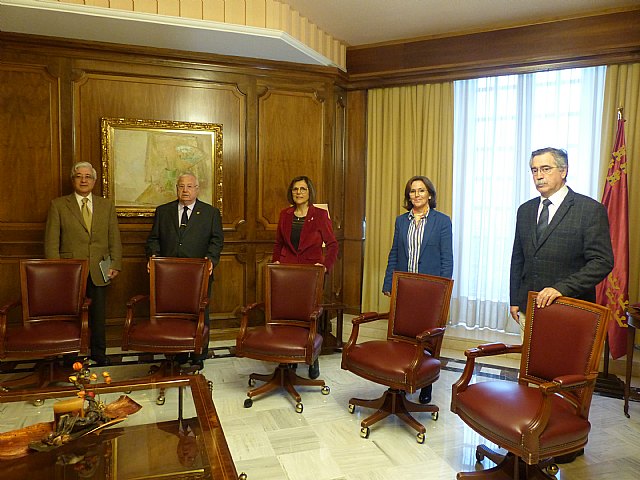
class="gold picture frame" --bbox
[100,118,223,217]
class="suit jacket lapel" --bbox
[419,212,436,257]
[66,194,89,233]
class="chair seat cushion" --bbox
[456,381,590,452]
[127,318,208,351]
[4,322,82,356]
[344,340,440,388]
[240,325,323,358]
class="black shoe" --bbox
[308,359,320,379]
[190,360,204,371]
[554,448,584,464]
[419,385,432,404]
[92,356,111,367]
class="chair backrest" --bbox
[150,257,209,317]
[520,291,610,413]
[388,272,454,348]
[265,264,325,324]
[20,259,89,322]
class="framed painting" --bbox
[100,118,223,217]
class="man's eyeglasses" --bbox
[409,189,428,196]
[530,166,558,175]
[177,184,198,190]
[73,174,94,181]
[292,187,308,193]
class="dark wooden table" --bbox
[624,304,640,417]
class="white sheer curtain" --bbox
[451,66,606,333]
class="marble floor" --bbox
[200,346,640,480]
[2,344,640,479]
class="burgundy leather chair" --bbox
[451,292,611,479]
[0,259,90,390]
[122,257,210,400]
[341,271,454,443]
[236,264,329,413]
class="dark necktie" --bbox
[536,198,552,239]
[180,206,189,229]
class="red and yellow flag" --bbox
[596,110,629,359]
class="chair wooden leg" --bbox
[457,451,559,479]
[350,388,435,435]
[247,363,326,404]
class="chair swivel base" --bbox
[244,363,328,412]
[348,388,439,443]
[456,447,561,479]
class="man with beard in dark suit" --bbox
[146,172,224,369]
[509,147,614,463]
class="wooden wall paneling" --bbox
[342,90,367,313]
[257,85,325,230]
[327,88,346,302]
[0,63,60,224]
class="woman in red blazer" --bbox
[272,176,338,271]
[272,175,338,378]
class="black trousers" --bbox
[86,276,107,360]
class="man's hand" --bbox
[510,306,520,322]
[383,291,391,297]
[206,257,213,276]
[536,287,562,308]
[107,268,120,280]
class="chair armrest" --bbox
[466,342,522,358]
[416,326,446,342]
[451,343,523,408]
[0,299,21,319]
[343,312,389,353]
[126,294,150,309]
[237,302,265,342]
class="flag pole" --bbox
[596,106,627,398]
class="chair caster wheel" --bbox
[248,378,255,387]
[546,464,559,476]
[207,380,213,393]
[348,403,355,414]
[33,398,44,407]
[295,402,303,413]
[417,432,425,444]
[156,395,165,405]
[244,398,253,408]
[124,390,132,394]
[238,473,248,480]
[431,411,439,421]
[321,385,330,395]
[360,426,370,439]
[476,450,485,463]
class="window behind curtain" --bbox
[451,67,606,333]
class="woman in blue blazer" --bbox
[382,175,453,404]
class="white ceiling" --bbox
[0,0,638,69]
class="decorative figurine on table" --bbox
[29,360,142,451]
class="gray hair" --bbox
[529,147,568,170]
[71,162,97,180]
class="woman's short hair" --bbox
[286,176,316,205]
[71,161,97,180]
[403,176,437,211]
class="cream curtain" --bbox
[600,64,640,304]
[362,83,454,313]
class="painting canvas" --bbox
[101,118,223,217]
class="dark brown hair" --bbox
[403,175,437,211]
